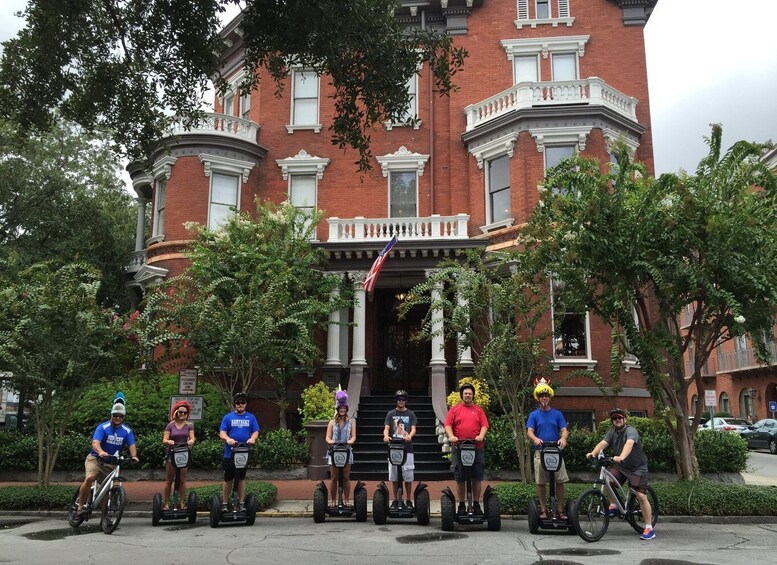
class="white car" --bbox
[700,417,752,432]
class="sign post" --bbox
[179,368,198,395]
[704,390,716,427]
[769,400,777,419]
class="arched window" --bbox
[738,389,755,420]
[719,392,730,415]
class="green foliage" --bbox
[484,414,519,471]
[190,438,227,470]
[0,430,37,471]
[299,381,335,423]
[189,481,277,511]
[1,1,466,171]
[0,485,76,510]
[695,430,749,473]
[446,376,491,411]
[255,429,309,469]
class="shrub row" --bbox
[493,480,777,516]
[0,429,308,472]
[0,482,277,511]
[484,414,749,474]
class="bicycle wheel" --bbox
[101,485,126,534]
[67,487,85,527]
[626,485,658,533]
[571,489,609,543]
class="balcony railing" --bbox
[328,214,469,242]
[124,250,147,272]
[685,353,718,378]
[168,113,259,143]
[718,341,777,373]
[464,77,638,132]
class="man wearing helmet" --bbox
[383,389,417,509]
[219,392,260,512]
[444,383,489,515]
[587,408,654,540]
[526,379,569,520]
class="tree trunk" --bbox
[512,417,532,483]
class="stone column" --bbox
[428,272,446,366]
[346,272,369,416]
[458,286,474,368]
[134,198,149,252]
[324,273,344,366]
[426,269,449,423]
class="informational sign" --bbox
[170,396,204,420]
[769,400,777,415]
[178,368,198,395]
[704,389,716,407]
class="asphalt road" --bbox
[742,450,777,485]
[2,516,777,565]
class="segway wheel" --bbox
[313,486,327,523]
[485,492,501,532]
[440,494,455,532]
[209,495,221,528]
[245,493,258,526]
[67,487,85,527]
[354,486,368,522]
[372,489,387,525]
[528,498,540,534]
[416,489,430,526]
[187,491,198,524]
[152,493,163,526]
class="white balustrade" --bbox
[125,250,147,271]
[464,77,638,131]
[328,214,470,242]
[168,113,260,143]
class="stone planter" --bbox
[303,419,330,480]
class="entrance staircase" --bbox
[351,393,452,481]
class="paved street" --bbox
[2,515,777,565]
[741,450,777,485]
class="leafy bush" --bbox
[695,430,749,473]
[446,376,491,412]
[299,381,335,423]
[255,429,308,469]
[484,414,520,471]
[191,438,226,470]
[0,430,37,471]
[0,485,75,510]
[189,481,277,511]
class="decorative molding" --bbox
[479,218,514,234]
[276,149,330,180]
[349,271,369,286]
[501,35,590,60]
[198,153,255,183]
[151,156,177,180]
[285,123,323,134]
[376,146,430,177]
[529,126,593,152]
[469,132,519,169]
[133,264,169,288]
[602,126,640,156]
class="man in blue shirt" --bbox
[76,400,139,516]
[219,392,260,510]
[526,379,569,520]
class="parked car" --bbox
[688,416,709,427]
[740,419,777,454]
[700,417,752,432]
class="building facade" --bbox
[125,0,659,429]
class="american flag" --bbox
[363,235,398,293]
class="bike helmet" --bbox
[233,392,248,404]
[609,408,628,420]
[459,383,476,399]
[395,389,408,400]
[533,377,554,400]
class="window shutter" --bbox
[517,0,529,20]
[557,0,570,18]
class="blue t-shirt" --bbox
[89,421,136,457]
[220,411,260,457]
[527,408,567,448]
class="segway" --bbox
[152,444,198,526]
[527,441,574,534]
[209,443,257,527]
[372,439,430,525]
[312,443,367,522]
[440,440,501,531]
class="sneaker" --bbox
[390,500,400,510]
[457,502,467,515]
[473,502,483,516]
[640,528,655,540]
[607,504,618,517]
[404,500,413,510]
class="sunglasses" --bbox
[234,401,247,405]
[611,416,625,421]
[177,410,189,415]
[112,414,125,419]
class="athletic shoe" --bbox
[457,502,467,515]
[473,502,483,515]
[390,500,400,510]
[607,504,618,517]
[640,528,655,540]
[404,500,413,510]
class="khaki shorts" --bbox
[84,455,115,481]
[533,450,569,485]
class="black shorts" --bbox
[610,466,649,493]
[452,446,485,482]
[222,458,247,482]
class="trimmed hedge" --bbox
[189,481,277,511]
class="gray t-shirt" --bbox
[384,408,417,454]
[603,424,648,473]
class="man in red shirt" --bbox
[444,383,489,515]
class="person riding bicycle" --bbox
[383,389,417,510]
[76,400,139,516]
[326,390,356,507]
[162,399,195,510]
[587,408,655,540]
[526,378,569,521]
[444,382,489,515]
[219,392,260,512]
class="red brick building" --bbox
[125,0,659,430]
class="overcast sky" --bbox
[2,0,775,176]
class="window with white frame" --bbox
[223,92,235,116]
[514,54,539,83]
[289,174,317,237]
[501,36,588,81]
[515,0,574,28]
[290,70,320,128]
[719,392,731,415]
[401,73,418,123]
[551,52,578,80]
[544,144,575,194]
[487,155,510,224]
[239,91,250,120]
[153,179,166,238]
[208,173,240,230]
[389,171,418,218]
[551,277,590,360]
[275,149,330,238]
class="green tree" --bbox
[1,1,466,171]
[132,200,351,426]
[524,125,777,479]
[400,251,551,482]
[0,119,136,309]
[0,262,133,486]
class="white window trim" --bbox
[276,149,330,180]
[512,53,540,84]
[288,174,319,241]
[515,0,575,29]
[550,277,595,371]
[385,73,422,131]
[388,170,420,218]
[483,154,514,230]
[198,153,255,184]
[287,69,322,133]
[207,172,242,231]
[469,132,518,170]
[149,156,176,242]
[530,125,592,153]
[550,51,580,81]
[501,35,589,60]
[376,146,429,178]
